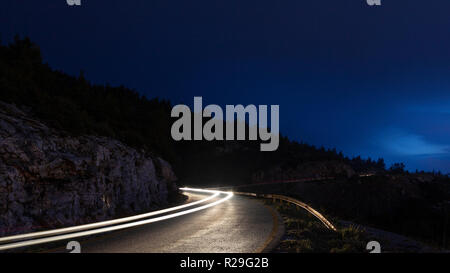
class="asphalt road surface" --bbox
[45,192,281,253]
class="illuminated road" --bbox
[76,193,281,253]
[0,189,282,253]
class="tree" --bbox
[376,158,386,170]
[389,163,405,174]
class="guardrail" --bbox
[234,191,337,231]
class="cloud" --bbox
[380,129,450,156]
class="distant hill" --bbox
[0,36,175,161]
[0,36,388,186]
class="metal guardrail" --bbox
[234,191,337,231]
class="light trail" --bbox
[0,188,219,244]
[0,188,233,251]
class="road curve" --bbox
[77,193,278,253]
[0,189,281,253]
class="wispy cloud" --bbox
[380,128,450,156]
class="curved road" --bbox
[39,192,281,253]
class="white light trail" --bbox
[0,188,233,251]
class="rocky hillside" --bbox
[0,101,178,237]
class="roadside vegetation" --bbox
[270,201,369,253]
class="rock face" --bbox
[0,102,178,236]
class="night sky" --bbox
[2,0,450,173]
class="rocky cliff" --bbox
[0,102,178,236]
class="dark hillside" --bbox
[0,37,384,186]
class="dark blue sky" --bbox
[2,0,450,172]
